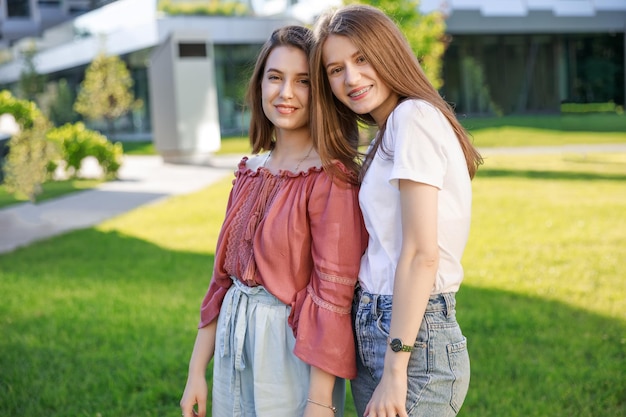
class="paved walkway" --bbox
[479,143,626,155]
[0,154,241,254]
[1,143,624,255]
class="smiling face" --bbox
[322,34,398,127]
[261,45,310,136]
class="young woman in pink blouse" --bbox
[180,25,367,417]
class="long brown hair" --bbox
[311,4,483,179]
[246,25,313,154]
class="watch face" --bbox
[390,338,403,352]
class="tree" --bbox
[18,42,46,102]
[0,91,56,201]
[74,52,137,138]
[346,0,447,89]
[37,78,81,127]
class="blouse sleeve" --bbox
[290,168,367,379]
[198,165,242,329]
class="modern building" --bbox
[0,0,624,143]
[419,0,626,115]
[0,0,119,47]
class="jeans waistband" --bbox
[355,285,456,318]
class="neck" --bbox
[272,127,313,156]
[264,130,317,173]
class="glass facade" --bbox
[214,43,263,135]
[441,33,625,115]
[34,42,265,138]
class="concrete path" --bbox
[0,154,241,254]
[479,143,626,155]
[1,143,624,255]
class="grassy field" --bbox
[111,113,626,156]
[0,178,102,208]
[1,114,625,209]
[0,143,624,416]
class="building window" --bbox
[178,43,207,58]
[8,0,31,17]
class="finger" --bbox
[196,403,205,417]
[364,401,371,416]
[180,403,194,417]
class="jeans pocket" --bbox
[405,340,430,413]
[447,337,470,413]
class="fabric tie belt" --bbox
[218,276,284,393]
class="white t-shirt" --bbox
[358,99,472,295]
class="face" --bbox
[261,45,310,135]
[322,34,398,126]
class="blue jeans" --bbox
[351,288,470,417]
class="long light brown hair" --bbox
[311,4,483,179]
[246,25,313,154]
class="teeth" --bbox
[349,87,370,97]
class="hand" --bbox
[180,375,208,417]
[363,371,408,417]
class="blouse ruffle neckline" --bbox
[238,156,323,178]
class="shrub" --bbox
[0,90,57,201]
[47,122,123,179]
[158,0,248,16]
[561,101,624,114]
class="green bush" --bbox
[561,101,624,114]
[0,90,57,201]
[47,122,123,179]
[158,0,248,16]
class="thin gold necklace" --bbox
[264,145,314,172]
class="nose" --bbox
[280,81,294,99]
[344,64,361,86]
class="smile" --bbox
[276,105,297,114]
[348,86,371,99]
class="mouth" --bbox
[275,104,298,114]
[348,86,371,99]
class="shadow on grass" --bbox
[0,228,215,417]
[460,114,626,133]
[0,228,624,417]
[456,285,626,417]
[476,168,626,182]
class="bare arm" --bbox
[304,366,338,417]
[180,320,218,417]
[365,179,439,417]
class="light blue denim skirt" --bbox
[351,287,470,417]
[212,277,345,417]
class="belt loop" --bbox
[371,294,378,316]
[443,293,455,318]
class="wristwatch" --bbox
[388,337,413,353]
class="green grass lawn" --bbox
[2,115,624,210]
[0,148,624,416]
[115,114,626,157]
[0,178,102,208]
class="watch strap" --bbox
[388,337,413,352]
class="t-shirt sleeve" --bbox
[290,167,367,379]
[388,100,449,190]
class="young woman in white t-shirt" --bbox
[311,5,483,417]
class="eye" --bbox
[356,55,367,64]
[328,66,342,76]
[298,78,310,85]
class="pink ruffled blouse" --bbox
[199,157,367,379]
